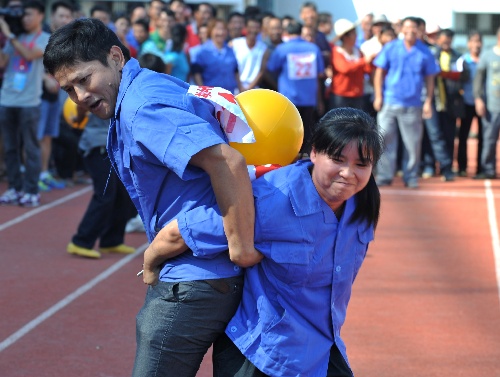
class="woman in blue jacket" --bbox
[143,107,384,376]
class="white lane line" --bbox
[484,180,500,306]
[0,244,147,353]
[381,188,488,198]
[0,186,92,232]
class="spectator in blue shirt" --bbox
[141,107,383,377]
[266,20,325,155]
[373,16,440,188]
[43,18,262,377]
[190,18,242,93]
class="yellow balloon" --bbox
[231,89,303,166]
[63,97,89,130]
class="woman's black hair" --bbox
[311,107,384,228]
[171,23,187,52]
[43,18,131,76]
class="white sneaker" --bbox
[125,215,145,233]
[18,193,40,207]
[0,188,22,205]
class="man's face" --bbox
[195,5,213,26]
[228,15,244,38]
[402,20,418,45]
[437,34,452,52]
[468,34,482,56]
[268,18,282,44]
[55,48,125,120]
[133,24,148,44]
[91,10,110,26]
[245,20,261,40]
[300,6,317,28]
[169,1,185,23]
[22,8,44,33]
[51,6,73,31]
[148,1,163,21]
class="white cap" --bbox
[334,18,356,38]
[372,13,389,25]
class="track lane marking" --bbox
[484,180,500,307]
[0,244,146,352]
[0,186,92,232]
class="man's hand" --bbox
[475,98,486,117]
[373,96,383,112]
[0,17,12,38]
[422,99,433,119]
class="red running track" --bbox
[0,158,499,376]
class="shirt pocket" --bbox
[268,242,311,286]
[353,227,374,280]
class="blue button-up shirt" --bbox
[181,160,374,376]
[107,58,242,281]
[374,39,440,107]
[267,37,324,107]
[190,39,239,92]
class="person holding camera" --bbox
[0,0,49,207]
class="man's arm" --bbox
[0,19,43,63]
[373,67,385,112]
[142,219,188,285]
[474,65,487,117]
[423,74,436,119]
[190,143,263,267]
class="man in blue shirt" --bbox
[43,18,262,377]
[267,20,324,156]
[373,16,440,188]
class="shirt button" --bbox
[234,266,240,272]
[230,326,237,333]
[336,266,341,272]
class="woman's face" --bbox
[310,140,373,212]
[211,21,227,46]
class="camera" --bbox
[0,6,24,36]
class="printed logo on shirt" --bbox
[286,52,317,80]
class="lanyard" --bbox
[16,31,41,71]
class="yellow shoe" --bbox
[99,244,136,254]
[67,242,101,259]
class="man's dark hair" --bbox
[246,15,262,26]
[51,1,73,14]
[380,24,395,35]
[90,4,111,17]
[300,1,317,12]
[195,2,216,18]
[438,28,455,39]
[402,16,419,27]
[468,29,482,40]
[44,18,131,76]
[243,5,260,19]
[318,12,332,24]
[161,7,175,18]
[133,17,149,33]
[286,20,302,36]
[227,11,243,23]
[24,0,45,13]
[138,53,166,73]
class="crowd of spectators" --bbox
[0,0,497,209]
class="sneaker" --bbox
[125,215,146,233]
[458,170,468,177]
[473,172,496,180]
[38,180,51,192]
[99,244,136,254]
[441,171,455,182]
[18,193,40,207]
[67,242,101,259]
[405,181,419,189]
[0,188,22,205]
[41,173,65,189]
[421,168,434,179]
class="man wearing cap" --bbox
[373,16,440,188]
